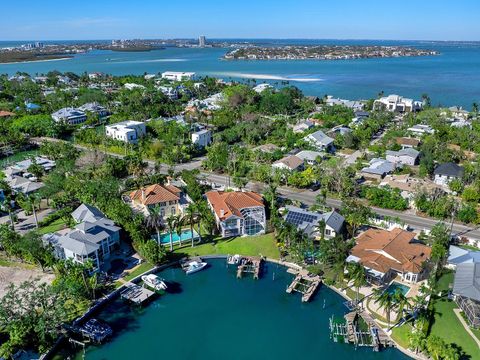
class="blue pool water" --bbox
[156,229,199,245]
[386,282,410,296]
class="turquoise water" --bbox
[386,282,410,296]
[1,39,480,108]
[157,229,199,244]
[71,259,409,360]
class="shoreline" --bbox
[0,57,73,65]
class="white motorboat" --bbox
[184,261,208,275]
[141,274,168,291]
[227,254,242,265]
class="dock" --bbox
[330,311,393,351]
[120,282,156,305]
[236,256,262,279]
[286,269,321,302]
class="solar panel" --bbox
[285,211,320,226]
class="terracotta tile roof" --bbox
[0,111,15,117]
[206,191,264,221]
[129,184,181,206]
[351,228,431,275]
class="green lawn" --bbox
[429,298,480,359]
[434,270,454,293]
[391,323,413,349]
[38,218,68,235]
[173,233,280,259]
[123,262,155,282]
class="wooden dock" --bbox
[286,269,321,302]
[120,282,156,305]
[236,256,262,279]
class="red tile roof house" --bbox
[346,227,432,284]
[205,190,266,238]
[128,183,186,219]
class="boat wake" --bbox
[113,58,189,64]
[214,72,323,82]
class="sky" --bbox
[1,0,480,41]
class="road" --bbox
[32,137,480,241]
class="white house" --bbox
[124,83,146,90]
[161,71,196,82]
[105,120,146,144]
[51,107,87,125]
[206,191,266,238]
[78,102,109,118]
[407,124,435,135]
[295,150,325,165]
[191,129,212,148]
[433,162,464,186]
[157,86,178,100]
[386,148,420,166]
[304,130,335,152]
[293,120,314,133]
[374,94,422,113]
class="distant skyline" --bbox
[1,0,480,41]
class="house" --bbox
[433,162,464,186]
[452,262,480,328]
[450,119,471,129]
[272,155,304,172]
[78,102,109,118]
[350,111,370,127]
[346,227,431,284]
[205,190,266,238]
[124,83,146,90]
[374,94,422,113]
[6,176,44,194]
[379,174,442,200]
[448,106,469,119]
[253,83,272,93]
[51,107,87,125]
[304,130,335,152]
[128,183,186,219]
[396,137,420,149]
[161,71,196,81]
[293,120,314,133]
[157,86,179,100]
[407,124,435,135]
[325,96,364,111]
[191,129,212,148]
[105,120,146,144]
[329,125,352,137]
[386,148,420,166]
[54,204,121,270]
[360,158,396,180]
[447,245,480,269]
[284,205,345,239]
[295,150,325,165]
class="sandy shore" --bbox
[0,57,72,65]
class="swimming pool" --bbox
[155,229,200,245]
[386,281,410,296]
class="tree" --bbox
[346,262,367,305]
[342,199,373,238]
[372,288,394,326]
[426,335,445,360]
[19,232,55,272]
[408,329,426,354]
[165,215,177,251]
[145,206,164,244]
[25,193,41,229]
[392,289,410,321]
[139,239,166,264]
[184,204,199,248]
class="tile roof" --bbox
[351,228,431,276]
[206,191,264,221]
[129,184,181,206]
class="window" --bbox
[171,207,176,215]
[325,229,331,236]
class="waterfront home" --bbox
[433,162,464,186]
[325,96,364,111]
[205,190,266,238]
[295,150,326,165]
[447,245,480,269]
[304,130,335,152]
[51,107,87,125]
[385,148,419,166]
[272,155,304,172]
[407,124,435,135]
[395,137,420,149]
[360,158,395,180]
[78,102,110,118]
[347,227,431,284]
[105,120,146,144]
[452,262,480,328]
[191,129,212,148]
[161,71,196,82]
[284,205,345,240]
[128,183,186,219]
[51,204,121,270]
[374,94,422,113]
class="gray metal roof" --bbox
[448,245,480,266]
[361,158,395,176]
[386,148,420,159]
[72,204,105,223]
[453,263,480,301]
[434,162,464,177]
[305,130,334,146]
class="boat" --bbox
[183,260,208,275]
[141,274,168,291]
[227,254,242,265]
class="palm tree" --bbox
[407,329,426,354]
[392,289,410,321]
[346,262,367,306]
[315,219,326,241]
[165,215,177,251]
[373,287,394,327]
[146,205,164,244]
[27,193,41,229]
[174,214,183,247]
[184,204,199,248]
[1,197,16,231]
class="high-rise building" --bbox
[199,36,206,48]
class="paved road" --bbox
[32,137,480,241]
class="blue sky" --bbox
[1,0,479,41]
